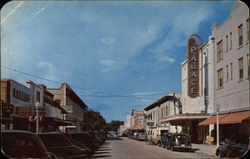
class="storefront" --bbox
[198,110,250,144]
[160,113,209,143]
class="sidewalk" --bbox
[192,143,217,157]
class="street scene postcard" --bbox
[1,0,250,159]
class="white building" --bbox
[145,93,182,140]
[199,1,249,144]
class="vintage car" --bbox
[2,130,57,159]
[216,139,249,158]
[137,132,148,141]
[162,133,192,151]
[38,132,88,159]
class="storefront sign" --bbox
[16,107,29,116]
[187,37,199,98]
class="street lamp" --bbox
[35,101,40,133]
[216,104,220,148]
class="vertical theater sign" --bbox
[187,34,202,98]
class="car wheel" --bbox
[56,155,64,159]
[217,151,223,158]
[170,145,175,151]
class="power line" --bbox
[1,65,167,98]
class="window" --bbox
[230,63,233,80]
[239,57,244,80]
[217,68,223,88]
[217,40,223,62]
[247,54,250,78]
[238,24,243,47]
[247,19,250,42]
[36,91,40,103]
[229,32,232,50]
[225,35,228,52]
[226,65,229,81]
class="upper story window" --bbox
[229,32,232,50]
[36,91,40,103]
[230,63,233,80]
[225,35,228,52]
[238,24,243,47]
[246,19,250,42]
[247,54,250,79]
[217,68,223,89]
[217,40,223,62]
[226,65,229,81]
[239,57,244,80]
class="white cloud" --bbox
[36,61,58,81]
[100,59,115,66]
[101,37,115,45]
[158,55,175,64]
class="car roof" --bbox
[37,131,63,135]
[1,130,35,135]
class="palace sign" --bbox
[187,37,199,98]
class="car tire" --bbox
[217,151,223,158]
[170,145,175,151]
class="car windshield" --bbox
[38,134,72,147]
[176,135,190,145]
[2,133,48,158]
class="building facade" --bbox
[1,79,31,130]
[47,83,88,132]
[199,1,250,145]
[130,110,145,132]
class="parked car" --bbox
[38,132,88,159]
[2,130,57,159]
[163,133,192,151]
[62,133,93,158]
[138,132,148,141]
[156,134,163,146]
[69,131,98,151]
[216,139,248,158]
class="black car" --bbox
[68,131,98,151]
[138,132,148,141]
[162,133,192,151]
[1,130,57,159]
[38,132,87,159]
[216,139,249,158]
[62,133,93,158]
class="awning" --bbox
[198,110,250,125]
[43,117,73,126]
[159,113,209,125]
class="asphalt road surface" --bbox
[92,137,216,159]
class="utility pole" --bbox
[216,104,220,148]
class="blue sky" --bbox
[1,1,236,122]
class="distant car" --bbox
[38,132,88,159]
[216,139,248,158]
[2,130,57,159]
[138,133,148,141]
[163,133,192,151]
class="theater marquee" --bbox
[187,37,199,98]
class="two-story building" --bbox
[130,110,145,132]
[47,83,88,132]
[1,79,31,130]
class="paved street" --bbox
[92,137,216,159]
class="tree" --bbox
[83,109,106,130]
[105,120,124,133]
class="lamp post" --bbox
[216,104,220,148]
[35,101,40,133]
